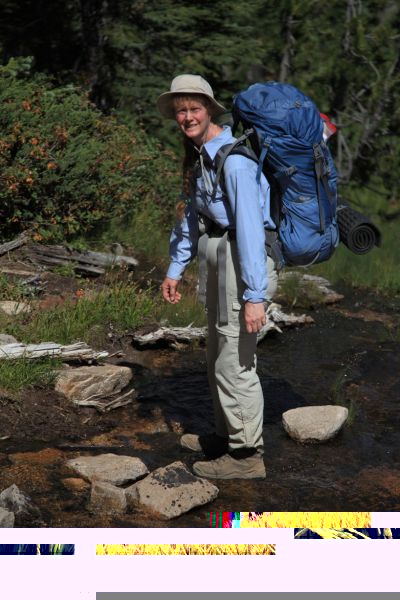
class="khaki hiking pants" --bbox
[204,235,278,454]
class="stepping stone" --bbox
[66,453,148,485]
[282,405,349,443]
[126,461,219,520]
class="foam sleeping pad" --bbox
[336,203,381,254]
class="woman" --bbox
[158,74,278,479]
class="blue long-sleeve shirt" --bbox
[166,126,275,303]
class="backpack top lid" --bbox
[233,81,323,145]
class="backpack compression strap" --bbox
[313,142,334,233]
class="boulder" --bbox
[66,453,148,485]
[55,364,133,404]
[0,507,14,527]
[282,405,349,443]
[126,461,219,520]
[89,481,127,514]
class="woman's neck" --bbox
[194,123,223,147]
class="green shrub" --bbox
[0,57,180,242]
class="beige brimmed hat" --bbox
[157,74,226,119]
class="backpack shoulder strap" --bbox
[211,130,256,197]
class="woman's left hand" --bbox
[244,301,266,334]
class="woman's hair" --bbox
[173,94,214,198]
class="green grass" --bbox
[0,356,61,393]
[311,199,400,294]
[0,273,26,301]
[277,271,326,308]
[6,282,156,346]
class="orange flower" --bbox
[47,162,57,170]
[30,137,39,145]
[25,176,33,185]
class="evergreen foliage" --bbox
[0,0,399,221]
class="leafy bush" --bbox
[0,57,180,242]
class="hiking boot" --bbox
[192,452,266,480]
[180,433,229,459]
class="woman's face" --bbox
[174,97,212,146]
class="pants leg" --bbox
[205,235,278,453]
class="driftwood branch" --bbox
[0,341,108,361]
[133,303,317,349]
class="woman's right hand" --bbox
[161,277,181,304]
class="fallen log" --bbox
[27,243,138,276]
[0,341,108,361]
[0,233,28,256]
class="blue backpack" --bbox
[213,82,339,269]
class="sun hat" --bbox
[157,74,226,119]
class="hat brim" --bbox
[157,91,226,119]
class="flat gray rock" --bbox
[282,405,349,443]
[0,507,15,527]
[126,461,219,520]
[89,481,127,514]
[67,453,149,485]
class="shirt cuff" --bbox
[166,262,184,281]
[243,290,266,303]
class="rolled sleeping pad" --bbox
[336,202,382,255]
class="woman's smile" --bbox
[174,99,212,146]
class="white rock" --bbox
[0,301,31,315]
[89,481,127,514]
[0,484,38,517]
[0,507,14,527]
[282,405,349,443]
[126,461,219,520]
[0,334,18,345]
[55,364,132,403]
[66,453,148,485]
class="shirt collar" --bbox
[201,126,234,161]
